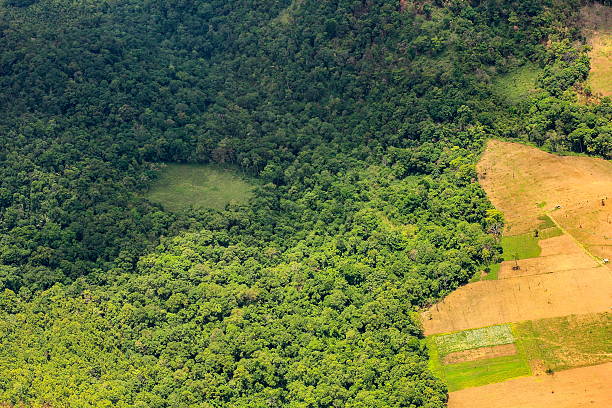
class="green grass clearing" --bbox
[492,64,542,104]
[500,233,541,260]
[441,354,530,391]
[146,164,255,212]
[513,313,612,372]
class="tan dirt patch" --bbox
[443,344,518,365]
[477,140,612,259]
[448,362,612,408]
[538,234,584,257]
[498,254,598,279]
[422,268,612,335]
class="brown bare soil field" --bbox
[477,140,612,260]
[443,344,517,365]
[498,253,598,279]
[422,268,612,335]
[538,234,583,257]
[448,362,612,408]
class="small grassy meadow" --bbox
[146,164,255,212]
[492,64,542,104]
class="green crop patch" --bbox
[500,233,541,261]
[434,325,515,356]
[442,354,531,391]
[427,325,530,392]
[514,312,612,372]
[146,164,255,212]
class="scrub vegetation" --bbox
[515,312,612,372]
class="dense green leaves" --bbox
[0,0,608,406]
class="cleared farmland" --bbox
[424,140,612,401]
[422,267,612,335]
[448,363,612,408]
[477,140,612,261]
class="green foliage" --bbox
[146,164,254,212]
[482,263,501,280]
[0,0,607,405]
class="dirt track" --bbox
[448,363,612,408]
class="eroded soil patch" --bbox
[443,344,517,365]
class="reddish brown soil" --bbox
[443,344,517,365]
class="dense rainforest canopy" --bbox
[0,0,609,406]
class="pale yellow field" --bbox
[424,140,612,404]
[422,267,612,335]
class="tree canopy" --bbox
[0,0,609,406]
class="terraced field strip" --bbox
[427,324,530,392]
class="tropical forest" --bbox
[0,0,610,407]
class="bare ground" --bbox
[448,362,612,408]
[443,344,518,365]
[498,253,598,279]
[477,140,612,260]
[422,267,612,335]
